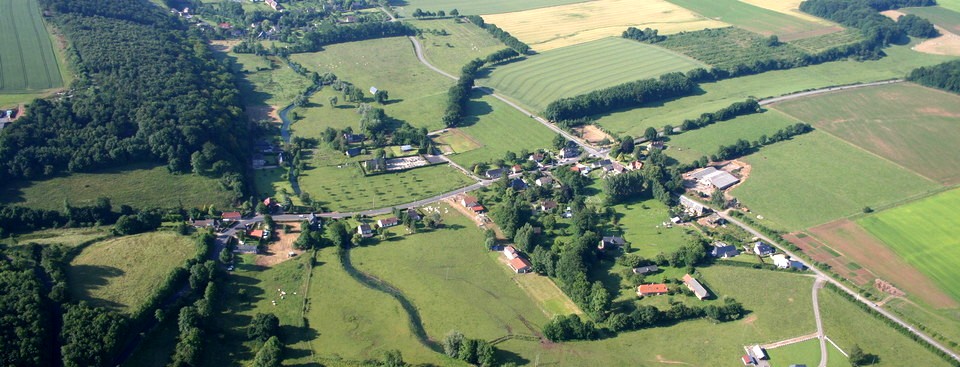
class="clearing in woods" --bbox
[67,232,197,313]
[882,9,960,56]
[480,37,706,111]
[0,0,64,93]
[666,0,842,41]
[481,0,727,52]
[858,189,960,306]
[772,83,960,186]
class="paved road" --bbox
[716,209,960,363]
[813,277,828,367]
[758,79,903,106]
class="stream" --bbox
[277,83,319,196]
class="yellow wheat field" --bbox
[483,0,728,51]
[738,0,835,25]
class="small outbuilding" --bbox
[632,265,659,274]
[682,274,710,300]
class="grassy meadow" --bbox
[0,163,236,210]
[410,18,506,76]
[9,227,109,247]
[666,0,840,40]
[934,0,960,14]
[290,37,454,131]
[859,189,960,303]
[902,6,960,33]
[789,29,865,54]
[447,92,556,168]
[481,37,706,111]
[665,110,800,164]
[730,131,939,231]
[221,49,313,123]
[395,0,590,16]
[481,0,727,51]
[773,82,960,185]
[605,198,691,259]
[767,338,848,367]
[67,232,196,313]
[594,41,956,137]
[0,0,63,93]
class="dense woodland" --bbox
[800,0,937,46]
[907,59,960,92]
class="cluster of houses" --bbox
[709,240,805,270]
[635,273,710,300]
[356,208,420,238]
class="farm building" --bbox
[637,283,669,297]
[753,242,775,256]
[508,257,532,273]
[632,265,659,274]
[682,274,710,300]
[690,167,740,190]
[751,345,767,360]
[400,145,414,152]
[191,219,220,228]
[221,211,242,221]
[357,224,373,238]
[680,195,708,217]
[741,355,756,365]
[598,236,626,250]
[377,217,399,228]
[470,205,486,214]
[503,245,519,260]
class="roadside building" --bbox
[503,245,519,260]
[222,211,242,221]
[710,242,740,258]
[540,200,558,212]
[680,195,709,217]
[460,195,479,208]
[535,176,554,187]
[598,236,627,251]
[753,241,775,256]
[357,224,373,238]
[377,217,400,228]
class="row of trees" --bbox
[465,15,531,54]
[712,123,813,161]
[677,99,761,133]
[286,22,416,54]
[542,73,697,122]
[443,58,484,127]
[441,331,497,367]
[907,59,960,93]
[410,8,458,18]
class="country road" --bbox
[813,277,827,367]
[758,79,903,105]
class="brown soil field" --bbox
[573,125,614,144]
[881,11,960,56]
[807,219,958,308]
[256,222,306,267]
[784,232,872,285]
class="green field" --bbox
[447,92,556,168]
[859,189,960,303]
[789,29,865,54]
[773,83,960,185]
[730,131,939,231]
[411,18,506,76]
[903,6,960,33]
[0,163,236,210]
[0,0,63,93]
[395,0,590,16]
[935,0,960,14]
[594,41,955,137]
[67,232,196,313]
[666,0,838,40]
[8,227,109,247]
[606,198,692,259]
[665,110,800,163]
[290,37,454,131]
[295,148,474,212]
[227,52,313,123]
[659,27,808,69]
[480,37,706,111]
[767,338,848,367]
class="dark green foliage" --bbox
[252,336,283,367]
[61,303,126,367]
[603,170,648,204]
[443,58,484,127]
[897,14,939,38]
[442,330,464,359]
[543,314,599,341]
[907,59,960,93]
[800,0,935,50]
[484,48,521,64]
[712,123,813,161]
[542,73,696,122]
[513,223,537,253]
[678,100,761,133]
[112,210,161,235]
[287,22,416,54]
[0,250,52,367]
[466,16,531,54]
[622,27,665,43]
[492,195,531,239]
[658,28,807,70]
[248,313,280,342]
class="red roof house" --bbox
[222,211,242,221]
[508,257,532,273]
[636,283,669,297]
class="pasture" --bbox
[605,198,691,259]
[729,131,939,231]
[665,110,800,164]
[902,6,960,33]
[935,0,960,14]
[296,148,474,212]
[9,227,109,247]
[410,18,506,76]
[0,0,64,93]
[432,128,482,154]
[0,163,236,210]
[395,0,590,17]
[480,37,706,111]
[767,339,847,367]
[482,0,727,51]
[658,27,808,70]
[447,92,556,168]
[594,42,955,137]
[289,37,454,131]
[773,83,960,185]
[666,0,841,40]
[67,232,197,313]
[859,189,960,305]
[217,46,313,123]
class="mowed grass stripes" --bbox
[0,0,63,92]
[480,37,705,111]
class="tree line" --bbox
[465,15,531,54]
[711,123,813,161]
[907,59,960,93]
[542,73,697,122]
[283,22,416,54]
[800,0,937,49]
[443,58,485,127]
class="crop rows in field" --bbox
[659,27,808,70]
[0,0,63,92]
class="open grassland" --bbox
[289,88,367,133]
[482,0,727,51]
[665,110,800,163]
[659,27,809,69]
[11,227,109,247]
[768,339,848,367]
[432,128,482,154]
[730,131,939,231]
[481,37,706,111]
[211,43,311,123]
[819,288,951,365]
[0,0,63,93]
[594,42,955,137]
[67,232,196,313]
[606,198,691,259]
[859,189,960,304]
[447,92,556,168]
[885,297,960,352]
[936,0,960,14]
[774,83,960,186]
[351,203,559,363]
[903,6,960,33]
[396,0,590,17]
[410,19,506,76]
[0,163,236,210]
[290,37,454,131]
[667,0,841,40]
[297,149,473,212]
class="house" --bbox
[369,86,379,95]
[753,241,775,256]
[249,229,268,239]
[535,176,554,187]
[559,146,579,159]
[598,236,627,250]
[191,219,220,228]
[460,195,479,208]
[704,213,725,225]
[357,224,373,238]
[682,274,710,300]
[632,265,659,274]
[529,153,544,162]
[608,162,626,174]
[406,208,422,221]
[345,148,362,157]
[377,217,400,228]
[218,22,232,29]
[592,159,612,169]
[680,195,709,217]
[512,164,523,174]
[470,205,486,214]
[540,200,558,212]
[503,245,519,260]
[340,15,358,23]
[263,197,276,207]
[307,212,322,227]
[222,211,242,221]
[485,168,504,179]
[637,283,669,297]
[741,355,756,366]
[265,0,283,10]
[400,145,414,152]
[772,254,790,269]
[751,345,767,360]
[647,141,664,150]
[509,178,527,191]
[508,257,532,273]
[630,161,644,170]
[343,133,365,143]
[710,242,740,258]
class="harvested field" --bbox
[397,0,590,17]
[255,222,305,267]
[573,125,614,145]
[740,0,836,25]
[784,232,873,286]
[913,26,960,56]
[667,0,841,41]
[482,0,727,51]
